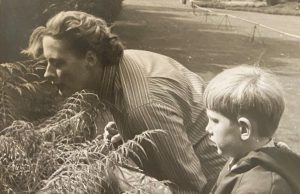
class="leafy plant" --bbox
[0,60,54,130]
[0,58,171,193]
[0,89,104,193]
[39,129,166,194]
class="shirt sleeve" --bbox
[126,101,207,194]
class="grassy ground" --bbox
[193,1,300,16]
[115,0,300,153]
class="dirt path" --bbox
[114,0,300,152]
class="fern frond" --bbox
[0,89,18,130]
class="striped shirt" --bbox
[98,50,226,194]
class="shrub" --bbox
[0,60,170,193]
[0,89,113,193]
[0,60,59,130]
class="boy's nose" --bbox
[205,124,212,133]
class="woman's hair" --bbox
[204,65,285,138]
[23,11,124,65]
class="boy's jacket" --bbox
[212,147,300,194]
[248,147,300,193]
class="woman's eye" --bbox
[49,59,64,68]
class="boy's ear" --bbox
[85,50,98,69]
[238,117,252,141]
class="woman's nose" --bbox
[44,64,56,79]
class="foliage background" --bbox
[0,0,123,63]
[0,60,169,193]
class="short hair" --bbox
[204,65,285,138]
[23,11,124,65]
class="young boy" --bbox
[203,65,300,194]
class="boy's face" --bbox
[206,109,242,158]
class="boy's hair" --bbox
[23,11,124,66]
[204,65,285,138]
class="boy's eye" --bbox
[211,118,219,124]
[53,60,64,68]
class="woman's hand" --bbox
[103,121,123,144]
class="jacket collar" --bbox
[229,139,275,171]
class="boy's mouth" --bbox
[208,134,216,144]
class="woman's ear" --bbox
[238,117,252,141]
[85,50,99,69]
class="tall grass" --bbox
[0,61,170,194]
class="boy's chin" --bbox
[58,89,63,96]
[217,147,223,155]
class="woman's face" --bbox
[42,36,96,97]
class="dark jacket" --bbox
[211,147,300,194]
